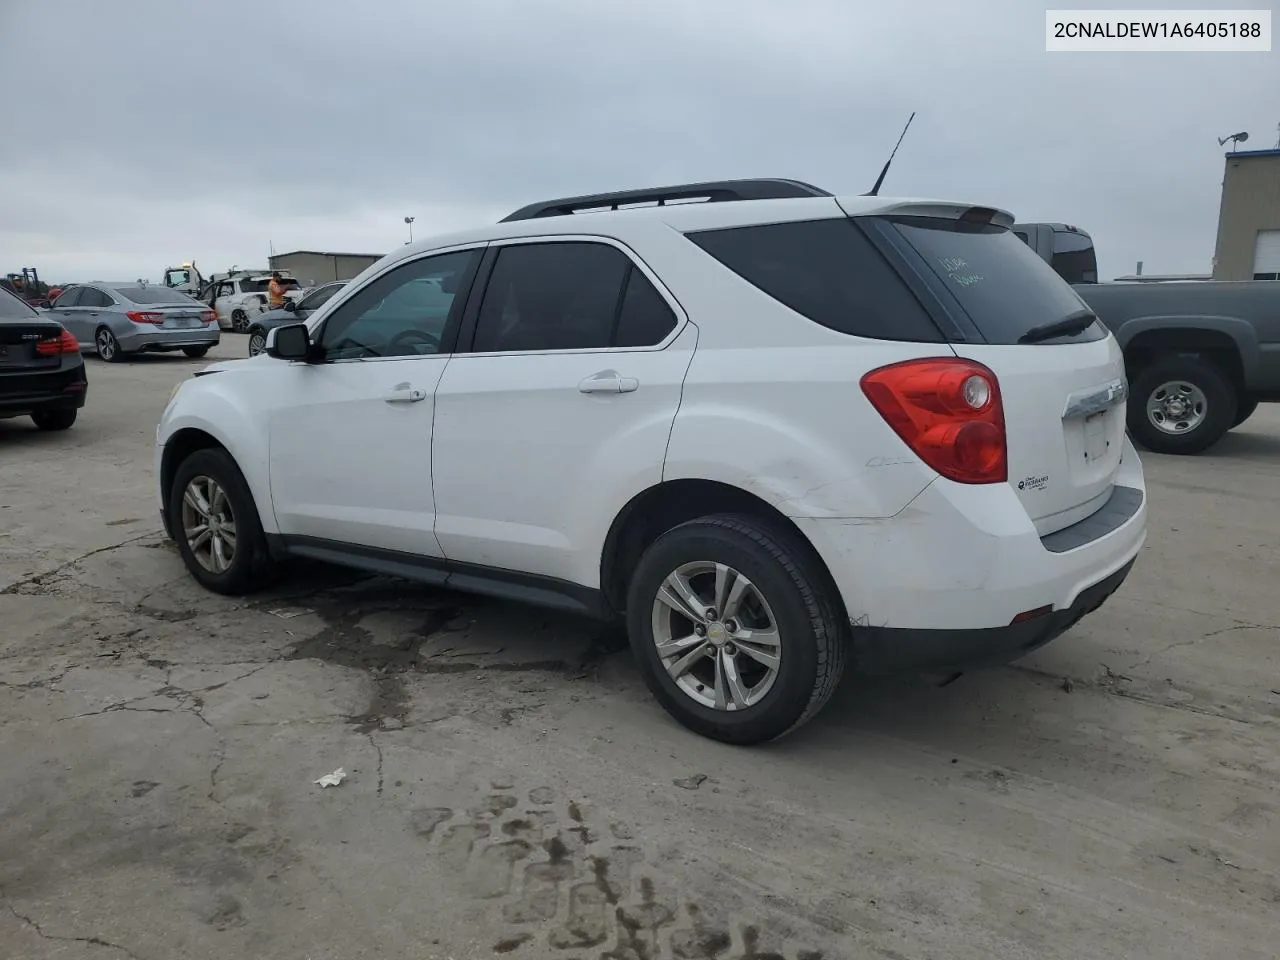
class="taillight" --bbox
[127,311,165,324]
[34,328,80,356]
[201,310,217,324]
[860,358,1007,484]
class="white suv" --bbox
[155,179,1147,744]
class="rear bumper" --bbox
[119,326,220,352]
[0,368,88,417]
[796,434,1147,671]
[852,557,1135,674]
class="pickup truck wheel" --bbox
[1231,398,1259,429]
[625,514,846,745]
[1128,355,1236,455]
[170,448,276,595]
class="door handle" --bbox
[383,383,427,403]
[578,370,639,394]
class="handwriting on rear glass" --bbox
[938,257,984,287]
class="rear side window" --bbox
[469,242,678,353]
[686,218,944,342]
[79,288,113,308]
[473,243,627,353]
[890,218,1105,345]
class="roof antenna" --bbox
[866,112,916,196]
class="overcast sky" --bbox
[1,0,1275,284]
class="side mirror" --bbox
[283,299,297,313]
[265,323,311,361]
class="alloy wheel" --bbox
[650,560,781,711]
[248,333,266,356]
[180,475,238,574]
[96,329,116,360]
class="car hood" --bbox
[199,354,274,376]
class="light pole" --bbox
[1217,131,1249,152]
[404,216,416,244]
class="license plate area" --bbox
[1083,410,1110,463]
[0,343,45,367]
[163,317,199,329]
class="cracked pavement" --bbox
[1,342,1278,959]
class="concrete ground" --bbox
[1,338,1277,960]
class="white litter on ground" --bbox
[270,607,314,620]
[314,768,347,788]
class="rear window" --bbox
[0,286,38,319]
[240,277,299,293]
[890,218,1106,345]
[115,286,200,304]
[686,218,945,342]
[1051,230,1098,284]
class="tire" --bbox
[182,346,210,358]
[1231,398,1259,429]
[625,514,846,745]
[95,326,125,363]
[247,330,267,357]
[169,448,276,595]
[1127,354,1237,455]
[32,409,77,431]
[231,309,249,333]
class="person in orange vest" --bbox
[267,272,287,309]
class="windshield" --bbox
[889,218,1106,345]
[115,286,201,305]
[164,269,191,286]
[0,285,39,320]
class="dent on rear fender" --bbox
[663,395,937,519]
[798,497,1002,628]
[735,456,934,518]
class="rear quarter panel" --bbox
[632,215,951,519]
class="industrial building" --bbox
[267,250,384,286]
[1212,147,1280,281]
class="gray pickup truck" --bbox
[1016,223,1280,454]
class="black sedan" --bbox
[245,280,347,356]
[0,285,87,430]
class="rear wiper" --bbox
[1017,309,1097,345]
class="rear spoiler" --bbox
[836,197,1015,229]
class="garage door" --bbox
[1254,230,1280,280]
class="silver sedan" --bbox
[48,282,220,362]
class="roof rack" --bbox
[499,178,833,223]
